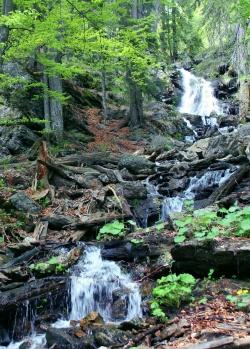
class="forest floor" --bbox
[0,107,250,349]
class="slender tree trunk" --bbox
[48,75,64,141]
[172,4,178,61]
[239,80,250,120]
[153,0,161,33]
[100,69,108,121]
[0,0,13,67]
[42,72,51,133]
[126,0,144,127]
[232,23,249,120]
[126,69,143,127]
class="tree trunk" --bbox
[42,72,51,133]
[2,0,13,14]
[239,80,250,120]
[126,0,144,127]
[232,23,249,120]
[48,75,64,141]
[153,0,161,33]
[172,4,178,61]
[126,70,144,127]
[0,0,13,66]
[100,69,108,121]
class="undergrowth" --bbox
[174,205,250,243]
[151,273,196,321]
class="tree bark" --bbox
[0,0,13,66]
[100,69,108,121]
[126,0,144,127]
[239,79,250,120]
[172,4,178,61]
[126,70,144,127]
[48,74,64,141]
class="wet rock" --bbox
[169,162,190,179]
[10,192,41,214]
[172,238,250,277]
[19,341,32,349]
[43,215,76,229]
[120,181,147,199]
[163,177,188,193]
[46,327,95,349]
[118,155,154,174]
[0,325,10,346]
[93,326,132,347]
[0,125,37,154]
[80,312,104,329]
[0,146,10,160]
[218,63,229,75]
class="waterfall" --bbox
[161,169,233,220]
[178,68,222,126]
[69,246,141,323]
[2,246,141,349]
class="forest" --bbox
[0,0,249,348]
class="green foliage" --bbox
[151,273,196,320]
[156,222,165,232]
[0,209,25,236]
[130,238,144,245]
[49,140,71,156]
[0,179,5,188]
[0,117,46,126]
[29,256,66,274]
[97,220,125,241]
[174,205,250,243]
[226,289,250,309]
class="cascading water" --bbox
[161,169,233,220]
[178,68,222,127]
[2,246,141,349]
[69,246,141,323]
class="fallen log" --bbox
[182,337,234,349]
[172,238,250,277]
[0,247,41,270]
[57,152,121,167]
[0,277,68,309]
[202,166,249,208]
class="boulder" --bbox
[10,192,41,214]
[93,326,132,347]
[43,215,76,230]
[0,325,10,346]
[118,155,154,174]
[172,238,250,277]
[120,181,147,199]
[218,63,229,75]
[0,125,38,155]
[46,327,95,349]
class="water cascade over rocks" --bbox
[178,68,222,126]
[161,169,233,221]
[145,69,237,221]
[2,246,142,349]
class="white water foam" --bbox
[161,169,233,220]
[3,246,141,349]
[178,69,222,127]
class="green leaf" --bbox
[240,218,250,231]
[174,235,186,243]
[156,222,165,231]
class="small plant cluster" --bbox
[97,220,125,241]
[0,209,25,242]
[174,205,250,243]
[97,219,165,241]
[226,289,250,309]
[29,257,66,275]
[151,273,196,321]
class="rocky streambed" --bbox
[0,68,249,349]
